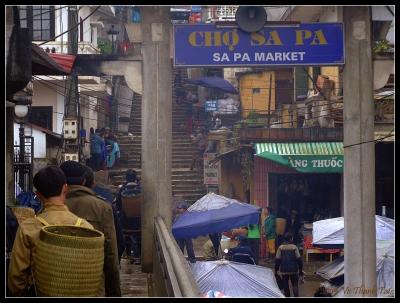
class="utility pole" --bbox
[343,6,376,297]
[140,6,172,273]
[66,6,78,117]
[64,5,81,161]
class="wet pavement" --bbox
[119,236,334,297]
[120,258,148,297]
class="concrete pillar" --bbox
[343,6,376,297]
[140,6,172,273]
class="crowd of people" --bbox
[6,162,142,297]
[88,127,120,171]
[171,202,306,297]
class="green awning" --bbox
[254,142,343,173]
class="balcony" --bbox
[34,41,101,55]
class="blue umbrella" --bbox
[185,76,238,94]
[172,192,261,239]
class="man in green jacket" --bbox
[60,161,121,297]
[264,206,277,260]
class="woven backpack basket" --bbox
[33,225,104,297]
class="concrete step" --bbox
[172,178,204,183]
[172,193,206,203]
[172,189,207,195]
[171,155,193,160]
[172,186,207,192]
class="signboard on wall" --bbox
[204,153,220,185]
[205,100,218,112]
[174,23,344,67]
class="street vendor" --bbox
[226,235,256,265]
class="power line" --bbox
[38,6,101,46]
[343,130,394,149]
[19,5,69,20]
[41,75,139,105]
[34,76,346,124]
[32,77,112,116]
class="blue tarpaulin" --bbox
[185,76,238,94]
[172,193,261,239]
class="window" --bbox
[18,6,55,41]
[29,106,53,131]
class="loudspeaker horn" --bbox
[235,6,267,33]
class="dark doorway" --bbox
[269,173,341,223]
[375,142,394,218]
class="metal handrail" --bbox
[154,216,201,297]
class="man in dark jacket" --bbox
[90,128,103,171]
[83,165,125,263]
[226,235,256,265]
[275,232,303,297]
[60,161,121,297]
[173,202,196,263]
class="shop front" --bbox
[252,142,344,258]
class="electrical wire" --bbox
[38,6,101,46]
[33,76,347,124]
[32,76,346,129]
[33,76,139,118]
[40,75,139,105]
[32,77,112,117]
[19,5,69,20]
[32,76,121,113]
[343,129,394,149]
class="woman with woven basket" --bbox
[8,166,96,297]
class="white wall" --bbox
[14,123,47,158]
[56,91,65,134]
[55,6,69,41]
[372,6,395,44]
[32,81,65,134]
[79,6,94,43]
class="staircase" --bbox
[109,92,142,190]
[109,68,207,205]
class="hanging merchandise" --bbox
[131,7,141,23]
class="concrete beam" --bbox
[73,54,143,94]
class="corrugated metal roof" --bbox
[255,142,343,156]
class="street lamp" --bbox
[14,96,31,192]
[107,25,119,54]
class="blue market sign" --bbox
[205,100,218,112]
[174,23,344,67]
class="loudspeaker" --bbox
[235,6,267,33]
